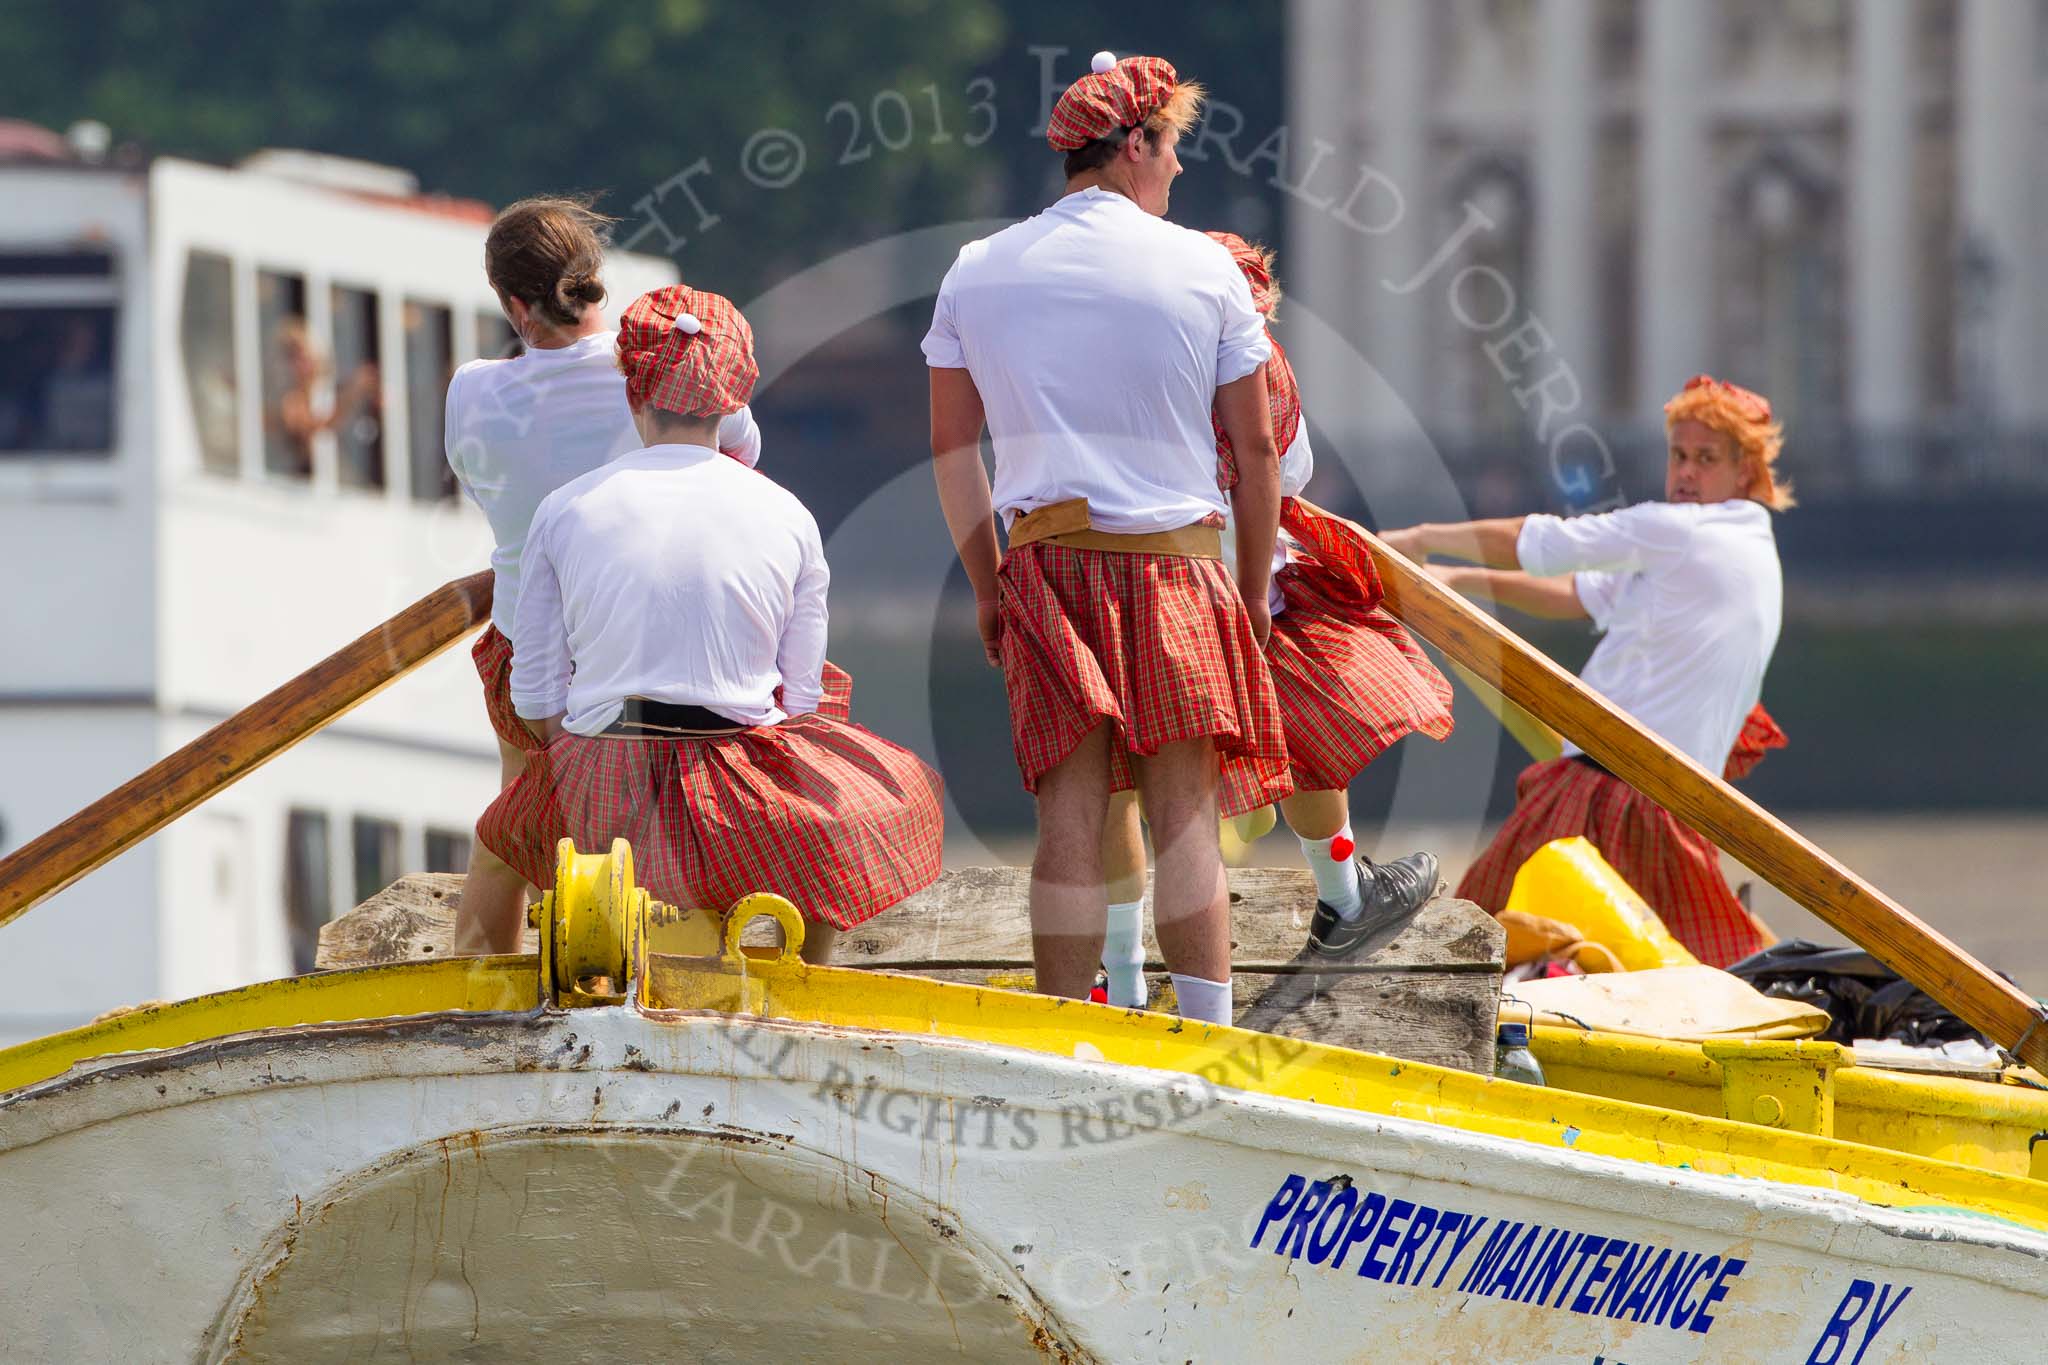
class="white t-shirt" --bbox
[444,331,761,633]
[1517,499,1783,771]
[1278,417,1315,499]
[510,444,828,736]
[1222,421,1315,614]
[921,187,1272,533]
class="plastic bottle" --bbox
[1495,1022,1546,1086]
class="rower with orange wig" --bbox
[1381,375,1792,966]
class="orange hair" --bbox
[1148,80,1206,141]
[1663,374,1795,511]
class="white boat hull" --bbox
[4,1008,2044,1362]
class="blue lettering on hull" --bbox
[1246,1170,1920,1345]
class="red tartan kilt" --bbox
[1267,500,1454,790]
[997,543,1290,818]
[1723,702,1787,781]
[1455,756,1770,968]
[475,715,944,930]
[471,625,538,752]
[818,661,854,721]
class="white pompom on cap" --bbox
[1091,51,1117,74]
[673,312,702,335]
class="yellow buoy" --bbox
[1504,836,1698,971]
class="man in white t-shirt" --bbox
[922,52,1290,1026]
[476,286,944,958]
[1382,374,1794,966]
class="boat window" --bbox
[180,251,239,475]
[476,310,522,361]
[330,285,385,490]
[424,826,471,874]
[284,807,332,975]
[257,270,313,479]
[405,300,456,501]
[351,815,402,906]
[0,249,118,458]
[0,251,115,277]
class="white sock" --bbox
[1299,825,1365,920]
[1101,900,1147,1008]
[1170,972,1233,1026]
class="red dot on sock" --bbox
[1329,835,1355,861]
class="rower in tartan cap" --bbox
[1096,233,1454,1007]
[445,197,774,954]
[477,285,944,960]
[1384,375,1794,967]
[923,50,1289,1025]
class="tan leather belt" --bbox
[1006,498,1222,559]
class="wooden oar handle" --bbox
[0,571,494,931]
[1305,504,2048,1073]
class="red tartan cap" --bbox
[1046,53,1181,151]
[616,285,758,417]
[1205,230,1280,316]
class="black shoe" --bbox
[1304,851,1441,962]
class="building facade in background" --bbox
[1287,0,2047,509]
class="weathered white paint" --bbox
[2,1009,2041,1362]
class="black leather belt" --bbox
[603,697,743,736]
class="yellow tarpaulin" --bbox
[1502,964,1829,1042]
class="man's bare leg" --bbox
[1133,737,1231,1021]
[1030,722,1113,998]
[1099,791,1150,1005]
[1278,788,1348,842]
[454,738,534,954]
[1101,791,1148,905]
[1282,783,1441,961]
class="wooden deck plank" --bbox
[318,868,1505,1073]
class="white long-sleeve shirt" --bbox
[444,331,762,633]
[1516,499,1783,770]
[921,187,1272,533]
[510,444,828,735]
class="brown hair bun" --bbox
[485,195,616,329]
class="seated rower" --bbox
[476,286,944,961]
[1381,374,1792,967]
[1097,233,1451,1006]
[447,196,768,953]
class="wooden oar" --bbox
[1307,501,2048,1073]
[0,571,493,931]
